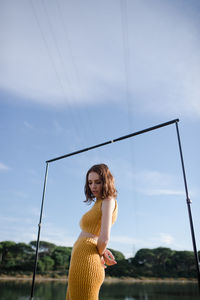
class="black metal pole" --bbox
[30,162,49,300]
[30,118,200,298]
[30,120,178,299]
[46,119,179,163]
[175,121,200,290]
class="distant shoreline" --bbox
[0,275,197,283]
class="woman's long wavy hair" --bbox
[84,163,117,204]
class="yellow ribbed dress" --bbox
[66,198,118,300]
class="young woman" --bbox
[66,163,118,299]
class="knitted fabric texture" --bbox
[66,237,104,300]
[66,198,118,300]
[79,198,118,236]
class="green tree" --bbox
[13,243,35,271]
[29,241,56,254]
[106,259,136,277]
[153,247,174,277]
[169,251,196,278]
[0,241,35,272]
[132,248,155,276]
[0,240,197,279]
[0,243,3,263]
[42,256,54,271]
[51,246,72,271]
[0,241,17,270]
[37,256,54,272]
[107,248,125,261]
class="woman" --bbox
[66,163,118,299]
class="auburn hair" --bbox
[84,163,117,204]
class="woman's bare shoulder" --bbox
[103,196,116,200]
[102,197,116,203]
[101,197,116,212]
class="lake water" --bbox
[0,280,199,300]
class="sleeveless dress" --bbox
[66,198,118,300]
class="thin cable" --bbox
[120,0,132,129]
[41,0,88,142]
[120,0,138,240]
[55,0,95,141]
[30,0,84,141]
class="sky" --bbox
[0,0,200,259]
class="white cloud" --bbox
[111,233,176,248]
[149,233,183,249]
[71,156,188,198]
[41,229,76,247]
[132,170,191,197]
[144,188,184,196]
[110,232,184,258]
[160,233,174,245]
[0,162,10,171]
[114,161,184,197]
[32,223,76,247]
[0,215,36,242]
[0,216,22,223]
[132,170,173,186]
[24,121,34,129]
[111,235,139,245]
[1,1,200,117]
[0,213,76,247]
[12,190,29,199]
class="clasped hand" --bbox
[100,249,117,269]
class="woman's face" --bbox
[88,171,103,199]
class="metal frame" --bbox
[30,118,200,299]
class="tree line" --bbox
[0,241,198,278]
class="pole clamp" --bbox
[187,197,192,204]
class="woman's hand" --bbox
[100,255,107,269]
[103,249,117,266]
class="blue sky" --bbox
[1,0,200,258]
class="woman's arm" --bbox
[97,198,115,256]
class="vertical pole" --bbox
[30,162,49,300]
[175,121,200,290]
